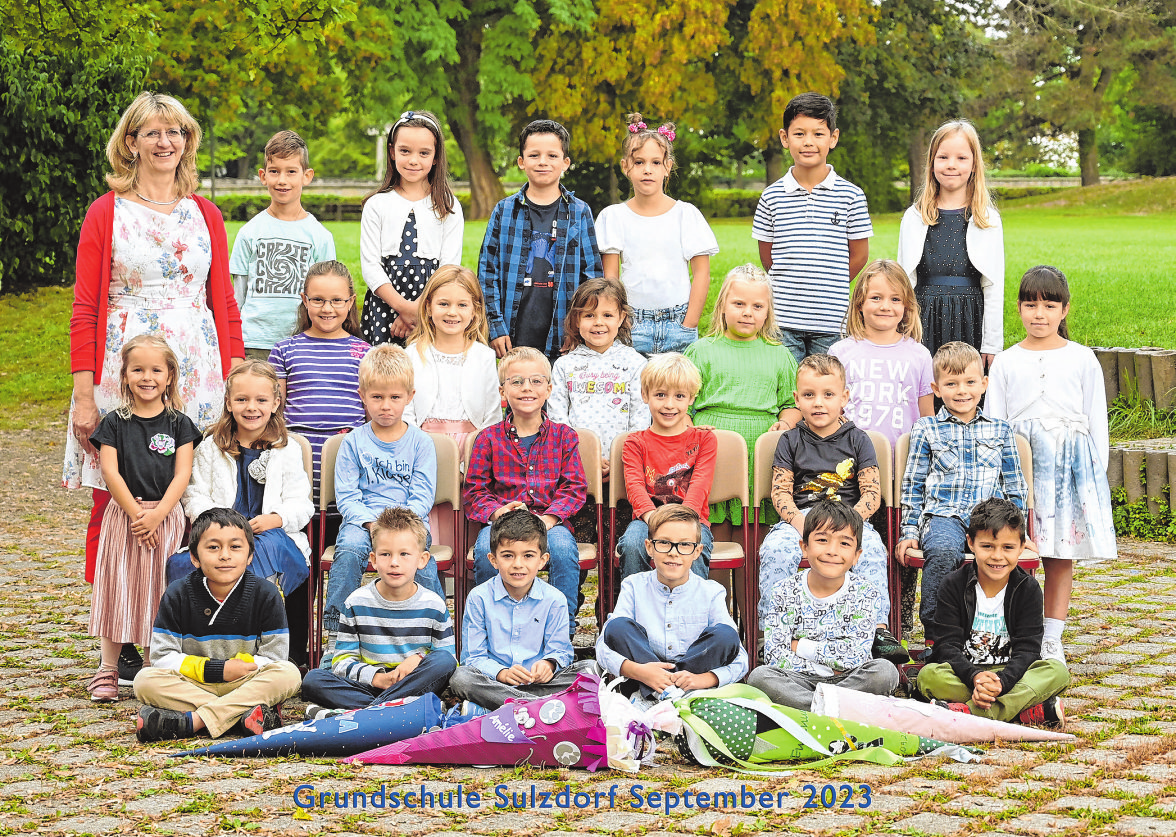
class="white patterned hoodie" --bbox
[548,343,651,458]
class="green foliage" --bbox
[0,43,148,294]
[1108,383,1176,442]
[1111,487,1176,543]
[211,193,472,221]
[992,186,1064,201]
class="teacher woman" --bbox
[63,92,243,646]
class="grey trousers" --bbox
[448,660,596,710]
[747,659,899,711]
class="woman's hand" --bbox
[72,391,100,455]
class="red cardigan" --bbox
[69,192,244,384]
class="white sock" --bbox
[1043,618,1065,645]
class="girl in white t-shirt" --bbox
[596,113,719,355]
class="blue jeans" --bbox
[780,329,838,365]
[323,522,443,633]
[758,510,890,625]
[601,618,741,696]
[473,523,581,631]
[919,515,968,628]
[301,650,456,709]
[631,303,697,356]
[618,518,712,581]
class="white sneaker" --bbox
[1041,638,1067,664]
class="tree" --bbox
[998,0,1176,185]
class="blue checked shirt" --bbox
[460,575,573,678]
[478,185,603,356]
[900,407,1028,541]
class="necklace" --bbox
[135,192,180,206]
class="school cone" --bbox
[172,694,444,758]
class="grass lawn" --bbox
[5,178,1175,431]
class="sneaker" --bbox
[629,693,657,714]
[1041,638,1067,664]
[135,706,194,742]
[872,627,910,664]
[304,703,347,722]
[87,668,119,702]
[238,703,283,736]
[460,700,491,718]
[931,699,971,715]
[658,685,686,702]
[117,644,143,687]
[1019,696,1065,729]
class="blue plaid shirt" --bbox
[900,407,1028,541]
[478,185,603,356]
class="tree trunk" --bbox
[446,28,504,219]
[608,166,619,205]
[1077,127,1100,186]
[908,126,928,204]
[764,146,784,185]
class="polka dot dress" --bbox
[360,209,440,346]
[915,208,984,356]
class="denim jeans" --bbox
[301,649,456,709]
[631,303,697,356]
[780,329,838,365]
[323,522,443,633]
[919,515,968,628]
[618,518,712,581]
[473,523,581,632]
[601,618,742,696]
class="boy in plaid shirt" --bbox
[897,342,1028,634]
[478,119,602,362]
[463,347,588,632]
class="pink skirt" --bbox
[90,499,185,646]
[421,419,475,555]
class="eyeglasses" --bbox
[136,129,186,143]
[504,375,549,389]
[650,538,700,555]
[305,296,354,308]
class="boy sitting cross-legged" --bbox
[449,509,595,714]
[756,353,903,661]
[747,500,899,710]
[597,504,749,702]
[917,498,1069,727]
[301,507,456,719]
[618,352,717,582]
[133,508,301,742]
[463,346,588,633]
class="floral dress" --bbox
[63,198,225,490]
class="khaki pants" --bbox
[917,659,1070,722]
[134,662,301,737]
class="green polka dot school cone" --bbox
[674,685,978,771]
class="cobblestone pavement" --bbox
[4,426,1176,836]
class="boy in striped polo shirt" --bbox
[753,92,873,363]
[300,508,456,718]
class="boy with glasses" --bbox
[463,347,588,632]
[596,504,748,702]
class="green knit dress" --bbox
[684,335,798,525]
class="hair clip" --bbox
[628,121,647,133]
[657,125,676,142]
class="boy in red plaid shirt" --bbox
[463,347,588,632]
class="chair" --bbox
[308,432,463,667]
[426,432,464,655]
[892,431,1039,647]
[707,430,756,659]
[604,431,630,615]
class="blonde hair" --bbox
[407,266,489,358]
[796,353,846,388]
[116,334,184,418]
[498,346,552,383]
[560,277,633,353]
[844,259,923,343]
[932,341,983,379]
[370,507,429,552]
[915,120,994,229]
[210,361,288,457]
[358,344,414,391]
[294,261,361,337]
[640,352,701,398]
[706,264,781,344]
[106,92,202,198]
[647,503,702,541]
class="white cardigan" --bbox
[359,190,464,294]
[182,437,314,559]
[896,204,1005,355]
[403,341,502,430]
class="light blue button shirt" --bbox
[460,575,573,678]
[596,571,748,686]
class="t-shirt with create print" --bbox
[830,337,933,447]
[230,211,336,349]
[90,410,202,500]
[512,197,559,351]
[966,583,1011,666]
[773,420,877,510]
